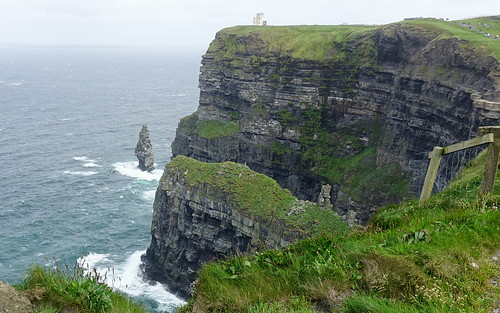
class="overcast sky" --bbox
[0,0,498,52]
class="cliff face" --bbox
[143,155,344,298]
[172,21,499,224]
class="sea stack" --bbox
[135,124,155,172]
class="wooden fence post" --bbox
[419,146,444,203]
[478,126,500,194]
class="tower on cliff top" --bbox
[253,13,267,26]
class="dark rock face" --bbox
[142,157,300,299]
[135,124,155,172]
[172,23,499,224]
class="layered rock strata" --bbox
[142,155,343,298]
[172,22,499,224]
[135,124,155,172]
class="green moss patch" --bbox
[167,156,346,236]
[194,120,240,139]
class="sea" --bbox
[0,45,202,312]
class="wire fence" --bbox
[413,139,491,198]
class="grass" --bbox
[179,151,500,312]
[403,16,500,61]
[208,16,499,62]
[17,263,147,313]
[208,25,376,61]
[195,120,240,139]
[166,155,348,237]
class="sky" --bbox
[0,0,498,52]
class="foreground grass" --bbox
[180,152,499,312]
[17,264,148,313]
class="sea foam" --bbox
[112,161,163,181]
[73,156,96,162]
[142,190,157,203]
[83,162,101,168]
[64,170,98,176]
[78,251,184,312]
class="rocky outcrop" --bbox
[142,155,343,298]
[172,21,499,224]
[135,124,155,172]
[0,281,34,313]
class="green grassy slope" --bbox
[167,155,348,236]
[180,151,499,312]
[405,16,500,60]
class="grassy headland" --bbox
[179,151,499,312]
[209,16,499,62]
[167,155,347,236]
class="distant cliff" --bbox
[142,156,345,298]
[172,19,499,224]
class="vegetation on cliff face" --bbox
[167,156,347,236]
[195,120,240,139]
[179,152,499,312]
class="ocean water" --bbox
[0,46,201,312]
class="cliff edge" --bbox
[142,155,346,298]
[172,18,499,224]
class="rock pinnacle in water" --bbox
[135,124,155,172]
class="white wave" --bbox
[9,82,23,86]
[142,190,157,202]
[112,161,163,181]
[73,156,96,162]
[77,252,111,269]
[166,93,187,97]
[83,162,101,168]
[78,251,185,311]
[64,170,99,176]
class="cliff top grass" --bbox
[167,155,348,236]
[403,15,500,60]
[208,25,376,61]
[209,16,499,62]
[180,151,499,313]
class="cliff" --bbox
[171,18,500,224]
[142,155,346,298]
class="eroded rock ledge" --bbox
[142,156,344,298]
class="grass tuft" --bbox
[17,262,147,313]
